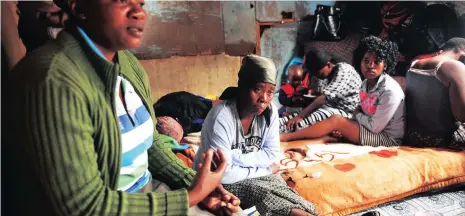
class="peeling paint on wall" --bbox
[222,1,256,56]
[143,2,190,22]
[255,1,335,22]
[261,24,298,109]
[261,23,299,99]
[132,1,224,59]
[131,1,340,59]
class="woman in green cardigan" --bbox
[5,0,240,215]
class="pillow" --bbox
[279,142,465,216]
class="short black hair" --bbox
[304,48,334,75]
[357,36,400,75]
[441,37,465,53]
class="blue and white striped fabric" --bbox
[77,26,153,192]
[115,76,153,192]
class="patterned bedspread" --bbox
[278,141,465,216]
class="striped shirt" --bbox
[78,27,152,192]
[115,76,153,192]
[9,28,195,215]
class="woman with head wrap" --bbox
[281,36,405,148]
[194,55,316,216]
[6,0,240,215]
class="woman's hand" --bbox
[188,148,227,207]
[200,185,241,215]
[270,162,281,174]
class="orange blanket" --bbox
[280,142,465,216]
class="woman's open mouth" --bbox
[127,26,144,38]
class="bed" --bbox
[178,133,465,216]
[279,141,465,216]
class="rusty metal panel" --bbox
[222,1,256,56]
[132,1,225,59]
[255,1,296,22]
[255,1,335,22]
[260,23,298,98]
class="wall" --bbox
[132,1,225,59]
[222,1,256,56]
[255,1,334,22]
[131,1,328,59]
[133,1,339,101]
[140,54,240,101]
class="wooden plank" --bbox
[132,1,225,59]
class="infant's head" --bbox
[287,65,304,88]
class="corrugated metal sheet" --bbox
[222,1,256,56]
[260,22,299,108]
[255,1,335,22]
[132,1,224,59]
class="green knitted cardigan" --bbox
[9,28,196,215]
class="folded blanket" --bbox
[181,132,202,145]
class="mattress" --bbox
[352,185,465,216]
